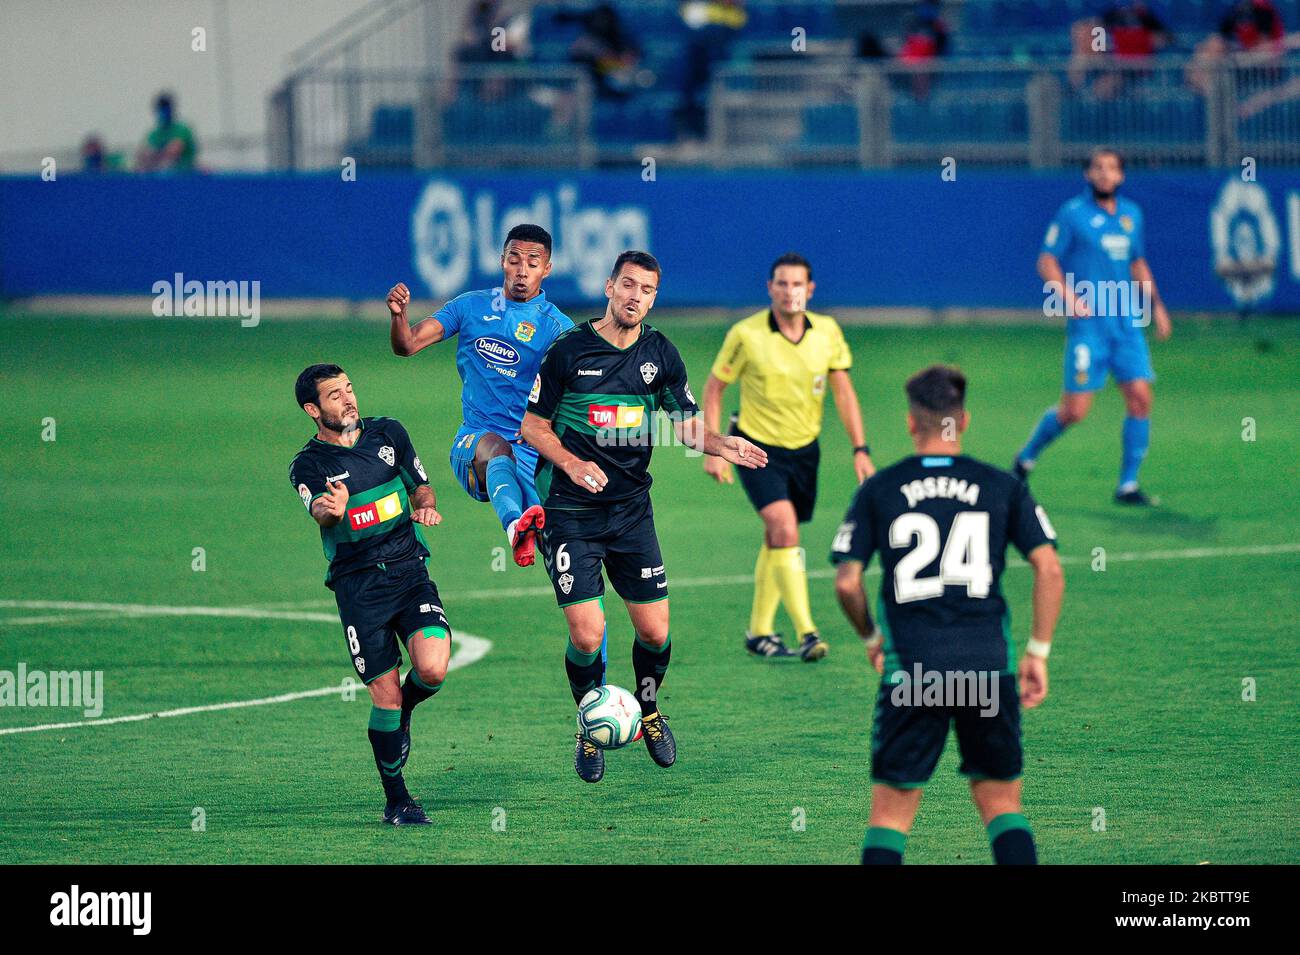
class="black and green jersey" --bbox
[527,320,700,507]
[289,416,431,586]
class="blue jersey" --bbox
[432,288,573,440]
[1042,191,1147,330]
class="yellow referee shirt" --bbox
[710,309,852,449]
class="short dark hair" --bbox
[610,250,661,281]
[905,364,966,433]
[770,252,812,281]
[503,223,552,256]
[296,363,346,409]
[1085,146,1124,171]
[154,91,174,112]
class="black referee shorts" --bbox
[731,425,820,523]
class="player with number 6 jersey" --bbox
[522,250,768,784]
[831,365,1064,865]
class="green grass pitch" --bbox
[1,313,1296,864]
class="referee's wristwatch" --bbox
[853,444,872,457]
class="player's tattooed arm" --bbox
[675,416,769,470]
[1129,258,1172,340]
[833,561,882,673]
[408,484,442,526]
[310,480,349,528]
[388,282,447,356]
[521,411,609,493]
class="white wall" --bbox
[0,0,375,169]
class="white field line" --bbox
[234,541,1300,609]
[0,541,1294,736]
[0,628,491,737]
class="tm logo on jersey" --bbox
[474,337,521,366]
[347,492,402,531]
[589,404,645,429]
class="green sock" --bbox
[861,826,906,865]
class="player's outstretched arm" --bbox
[675,415,768,469]
[520,411,609,493]
[310,480,349,528]
[701,374,733,483]
[388,282,447,356]
[1019,543,1064,708]
[834,560,883,673]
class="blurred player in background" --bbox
[703,253,874,662]
[522,251,767,783]
[1013,147,1172,505]
[833,365,1063,864]
[289,365,450,826]
[388,224,573,565]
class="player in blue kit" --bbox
[1012,148,1173,506]
[388,224,574,565]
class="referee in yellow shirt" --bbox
[703,253,875,661]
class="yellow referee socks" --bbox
[748,545,781,636]
[768,546,816,636]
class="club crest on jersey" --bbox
[378,445,396,467]
[514,320,536,343]
[558,572,574,595]
[1119,215,1133,232]
[640,361,658,384]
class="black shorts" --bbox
[731,426,820,523]
[870,674,1022,787]
[331,559,452,684]
[539,494,667,608]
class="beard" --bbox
[1091,183,1117,201]
[318,410,358,434]
[611,306,643,329]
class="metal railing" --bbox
[709,54,1300,169]
[268,53,1300,170]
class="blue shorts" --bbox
[448,424,541,502]
[1063,324,1154,393]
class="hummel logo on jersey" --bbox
[325,471,351,483]
[640,361,658,384]
[577,368,603,376]
[378,446,396,467]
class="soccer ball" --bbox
[576,685,644,749]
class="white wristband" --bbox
[863,628,884,650]
[1026,638,1052,659]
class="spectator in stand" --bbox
[1069,2,1170,99]
[560,3,650,100]
[1186,1,1288,95]
[135,93,197,172]
[675,0,748,141]
[81,135,125,173]
[897,1,950,99]
[1219,0,1286,53]
[1103,1,1172,59]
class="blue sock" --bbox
[1018,407,1067,464]
[519,465,541,510]
[485,455,524,531]
[1119,416,1150,491]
